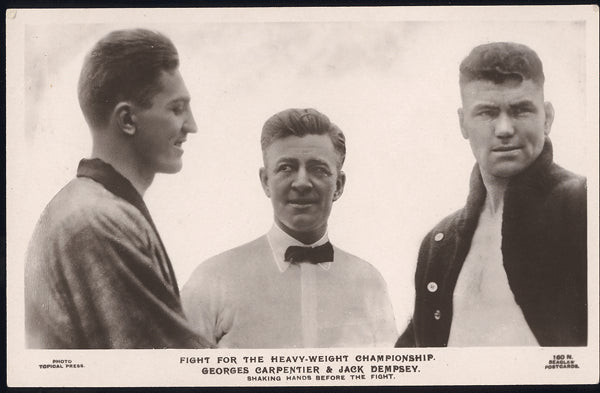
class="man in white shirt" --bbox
[182,108,397,348]
[396,42,587,347]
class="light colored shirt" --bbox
[182,224,397,348]
[448,200,538,346]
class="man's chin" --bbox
[288,222,319,233]
[283,217,324,233]
[158,161,183,174]
[487,164,528,179]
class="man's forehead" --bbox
[268,134,332,150]
[264,135,341,164]
[273,156,332,165]
[155,69,190,99]
[460,79,544,104]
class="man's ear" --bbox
[259,167,271,198]
[543,102,555,136]
[114,102,136,136]
[333,171,346,202]
[458,108,468,139]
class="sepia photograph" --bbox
[6,5,599,387]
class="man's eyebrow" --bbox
[510,99,536,107]
[307,158,332,166]
[471,103,498,111]
[275,157,298,164]
[168,96,191,105]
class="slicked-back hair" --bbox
[261,108,346,168]
[459,42,545,87]
[78,28,179,129]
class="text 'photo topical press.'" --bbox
[5,5,599,388]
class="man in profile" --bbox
[182,108,397,348]
[25,28,208,348]
[397,42,587,347]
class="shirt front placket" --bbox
[299,261,319,348]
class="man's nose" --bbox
[183,110,198,134]
[291,167,312,191]
[494,112,515,138]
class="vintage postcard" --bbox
[6,6,599,387]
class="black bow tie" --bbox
[284,242,334,264]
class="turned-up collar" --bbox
[77,158,149,221]
[461,137,555,230]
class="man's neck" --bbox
[274,221,327,246]
[91,144,154,197]
[480,170,508,214]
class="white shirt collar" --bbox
[266,223,332,272]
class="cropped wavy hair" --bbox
[459,42,544,87]
[78,28,179,129]
[261,108,346,168]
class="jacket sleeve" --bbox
[563,176,587,345]
[395,320,416,347]
[395,229,436,348]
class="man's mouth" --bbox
[288,199,317,207]
[174,139,186,149]
[492,145,521,152]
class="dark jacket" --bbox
[396,139,587,347]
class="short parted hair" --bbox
[459,42,545,87]
[261,108,347,168]
[78,28,179,129]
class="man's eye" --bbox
[477,109,497,118]
[277,164,293,172]
[513,106,534,116]
[312,167,331,176]
[172,105,185,115]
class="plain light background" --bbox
[16,17,589,335]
